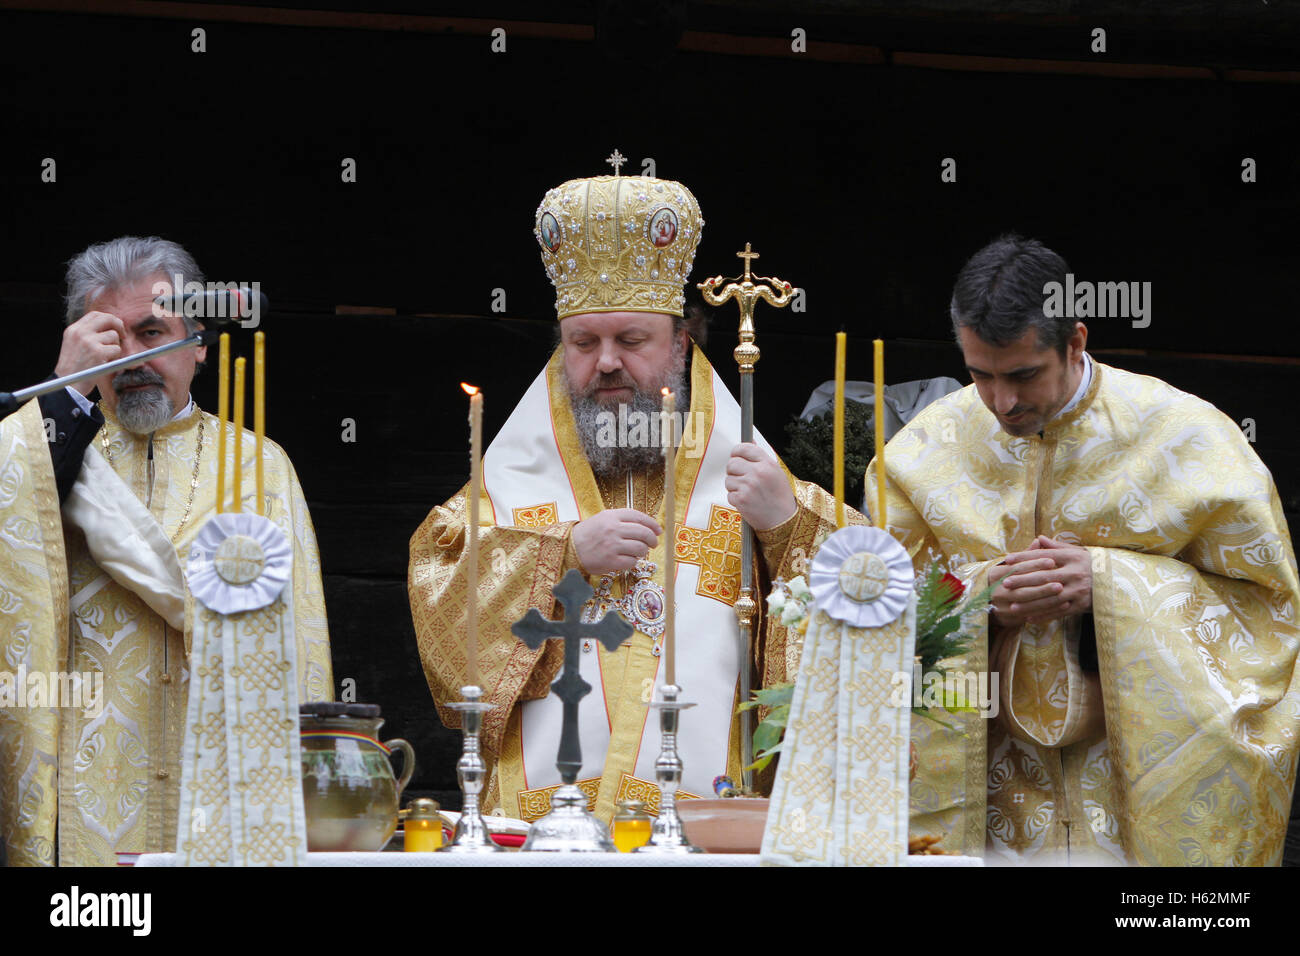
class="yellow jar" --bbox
[402,798,444,852]
[611,800,653,852]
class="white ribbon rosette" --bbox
[177,510,308,866]
[185,512,292,613]
[808,525,913,627]
[762,524,918,867]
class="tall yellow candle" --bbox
[216,333,229,514]
[873,339,886,530]
[833,332,846,529]
[232,357,245,514]
[254,331,265,517]
[661,388,676,686]
[462,383,483,689]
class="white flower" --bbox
[766,590,787,614]
[788,575,811,600]
[780,602,804,626]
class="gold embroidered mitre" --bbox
[535,174,704,319]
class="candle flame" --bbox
[461,382,480,396]
[661,387,671,396]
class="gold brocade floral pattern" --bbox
[516,778,601,823]
[0,403,333,866]
[613,773,700,816]
[870,362,1300,865]
[512,503,558,529]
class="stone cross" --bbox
[511,568,634,784]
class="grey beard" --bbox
[569,358,689,480]
[115,386,175,435]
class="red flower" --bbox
[936,572,965,607]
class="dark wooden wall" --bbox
[2,1,1297,860]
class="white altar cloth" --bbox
[135,851,980,867]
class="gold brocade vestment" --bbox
[0,399,333,866]
[867,360,1300,865]
[409,346,853,823]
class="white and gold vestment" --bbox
[409,346,852,823]
[868,359,1299,865]
[0,400,333,866]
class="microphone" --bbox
[152,287,269,326]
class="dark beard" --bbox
[568,347,689,479]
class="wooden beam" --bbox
[1,0,1296,81]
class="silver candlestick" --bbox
[440,685,503,853]
[635,684,704,854]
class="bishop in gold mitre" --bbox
[408,160,862,824]
[0,236,334,866]
[869,235,1300,865]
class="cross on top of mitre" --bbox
[606,149,627,176]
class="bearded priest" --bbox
[0,236,334,866]
[409,167,857,824]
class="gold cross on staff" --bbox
[736,242,760,280]
[606,149,627,175]
[697,242,796,374]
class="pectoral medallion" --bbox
[583,558,667,645]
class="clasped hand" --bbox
[571,444,795,576]
[989,535,1093,628]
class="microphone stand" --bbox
[0,330,219,419]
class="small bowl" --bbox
[676,798,770,853]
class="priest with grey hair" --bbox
[0,236,334,866]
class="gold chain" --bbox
[99,417,205,543]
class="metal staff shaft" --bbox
[0,330,218,417]
[736,358,757,792]
[699,243,795,792]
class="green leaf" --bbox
[753,719,783,754]
[746,741,783,772]
[930,616,961,638]
[752,683,795,708]
[914,564,944,638]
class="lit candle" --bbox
[873,338,886,530]
[216,333,229,514]
[833,332,846,529]
[232,357,245,514]
[462,383,483,689]
[661,388,676,686]
[254,332,265,517]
